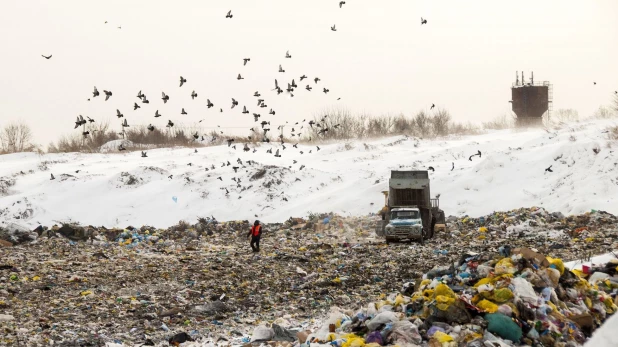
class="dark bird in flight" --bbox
[323,88,330,94]
[285,50,292,58]
[274,149,281,157]
[50,173,55,180]
[141,151,147,158]
[155,110,161,118]
[231,98,239,109]
[339,1,346,8]
[103,90,112,101]
[421,17,427,25]
[137,90,144,99]
[428,166,435,172]
[207,99,214,108]
[269,109,275,115]
[431,103,435,110]
[306,85,312,91]
[179,76,187,87]
[74,115,86,128]
[133,102,141,110]
[87,116,95,123]
[243,58,251,66]
[41,54,52,59]
[545,165,553,173]
[161,92,169,103]
[93,86,100,98]
[167,120,174,128]
[242,106,249,114]
[237,73,244,80]
[331,25,337,31]
[314,77,320,84]
[279,65,285,73]
[181,108,188,115]
[226,10,233,18]
[254,91,261,97]
[227,139,234,147]
[121,119,129,128]
[191,90,198,99]
[147,124,155,131]
[116,109,124,118]
[300,75,307,81]
[142,95,150,103]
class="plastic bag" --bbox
[390,320,422,345]
[546,256,565,274]
[364,331,383,346]
[476,299,498,313]
[433,331,454,342]
[366,311,401,331]
[251,325,275,342]
[494,258,516,275]
[484,313,522,342]
[491,288,514,303]
[511,277,538,304]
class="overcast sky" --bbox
[1,0,617,146]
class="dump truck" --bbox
[375,170,445,244]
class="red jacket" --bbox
[250,225,262,237]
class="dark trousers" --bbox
[250,235,261,252]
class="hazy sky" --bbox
[1,0,617,146]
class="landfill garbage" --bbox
[0,207,617,345]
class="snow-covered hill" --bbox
[1,119,617,228]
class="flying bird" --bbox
[162,92,169,103]
[74,115,86,128]
[167,120,174,128]
[41,54,52,59]
[87,116,95,123]
[275,149,281,157]
[300,75,307,81]
[285,50,292,58]
[314,77,321,84]
[142,95,150,103]
[207,99,214,108]
[243,58,251,66]
[431,103,435,110]
[339,1,346,8]
[155,110,161,118]
[421,17,427,25]
[137,90,144,99]
[323,88,330,94]
[331,25,337,31]
[141,151,147,158]
[428,166,435,172]
[237,73,244,80]
[50,173,55,180]
[191,90,197,99]
[545,165,553,173]
[147,124,155,131]
[226,10,233,18]
[103,90,112,101]
[253,113,261,121]
[193,132,199,140]
[181,108,187,115]
[116,109,124,118]
[269,109,275,115]
[231,98,239,109]
[93,87,100,98]
[179,76,187,87]
[133,102,141,110]
[254,91,261,97]
[306,85,312,91]
[122,119,129,128]
[279,65,285,73]
[227,139,235,147]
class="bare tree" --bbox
[593,105,616,120]
[0,121,35,153]
[413,110,430,137]
[553,108,579,122]
[430,108,452,136]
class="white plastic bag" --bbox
[390,320,422,345]
[366,311,401,331]
[251,325,275,342]
[511,277,538,304]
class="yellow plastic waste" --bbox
[585,237,594,243]
[477,299,498,313]
[80,290,93,296]
[32,276,41,281]
[342,336,365,347]
[491,288,514,303]
[477,235,487,240]
[298,247,307,251]
[479,227,488,233]
[495,258,516,275]
[572,269,586,278]
[332,277,342,284]
[474,278,493,288]
[394,294,405,306]
[433,331,454,342]
[546,257,565,275]
[436,295,455,310]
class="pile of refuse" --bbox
[0,207,617,346]
[250,248,618,347]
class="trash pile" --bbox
[0,207,617,346]
[259,249,618,347]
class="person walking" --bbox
[247,220,262,252]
